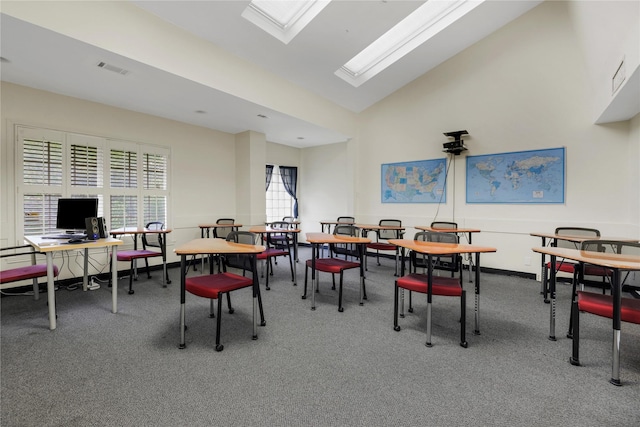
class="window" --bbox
[17,125,170,236]
[266,165,294,223]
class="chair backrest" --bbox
[430,221,458,230]
[336,216,355,224]
[554,227,600,250]
[282,216,295,223]
[267,221,292,249]
[224,231,258,271]
[581,240,640,256]
[377,219,402,240]
[214,218,236,239]
[412,231,460,274]
[331,224,360,258]
[142,222,165,249]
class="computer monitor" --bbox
[56,198,98,232]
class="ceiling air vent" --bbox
[97,61,129,76]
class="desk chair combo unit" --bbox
[1,245,59,300]
[177,231,266,352]
[393,232,467,348]
[304,226,368,312]
[109,222,171,295]
[569,240,640,386]
[362,219,403,276]
[252,222,295,290]
[193,218,241,272]
[540,227,602,303]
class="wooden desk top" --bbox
[110,227,172,235]
[306,232,370,244]
[532,246,640,270]
[530,232,636,243]
[415,226,481,233]
[175,238,265,255]
[249,226,301,234]
[25,235,122,252]
[198,223,242,229]
[319,220,355,225]
[389,239,496,255]
[356,223,405,231]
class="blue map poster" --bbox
[381,158,447,203]
[466,147,565,204]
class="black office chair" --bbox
[184,231,265,352]
[543,227,601,302]
[304,224,365,311]
[110,221,169,294]
[394,231,466,347]
[257,221,295,290]
[365,219,402,274]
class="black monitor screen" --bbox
[56,198,98,231]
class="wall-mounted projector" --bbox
[442,130,469,155]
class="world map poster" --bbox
[381,158,447,203]
[466,147,565,204]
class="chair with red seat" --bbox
[542,227,600,302]
[303,224,365,312]
[1,245,59,300]
[394,231,466,347]
[365,219,403,274]
[185,231,265,351]
[257,221,294,290]
[110,222,170,294]
[570,240,640,378]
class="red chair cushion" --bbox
[397,273,462,297]
[577,291,640,324]
[117,250,162,261]
[0,264,59,284]
[367,243,396,251]
[257,248,289,260]
[306,258,359,274]
[583,265,611,277]
[185,273,253,299]
[546,261,577,273]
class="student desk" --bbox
[357,223,405,276]
[304,232,370,310]
[415,226,482,283]
[530,232,634,302]
[531,246,640,385]
[174,238,265,349]
[109,227,172,287]
[248,225,300,285]
[389,239,496,335]
[23,235,122,330]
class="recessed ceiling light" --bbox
[336,0,484,87]
[242,0,331,44]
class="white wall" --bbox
[1,82,239,280]
[303,0,639,277]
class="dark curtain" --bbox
[279,166,298,218]
[265,165,274,191]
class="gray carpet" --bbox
[2,246,639,426]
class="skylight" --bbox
[242,0,331,44]
[336,0,485,87]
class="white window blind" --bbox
[23,138,63,186]
[16,125,171,238]
[110,149,138,189]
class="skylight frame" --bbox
[242,0,332,44]
[336,0,485,88]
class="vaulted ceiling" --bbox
[1,1,543,147]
